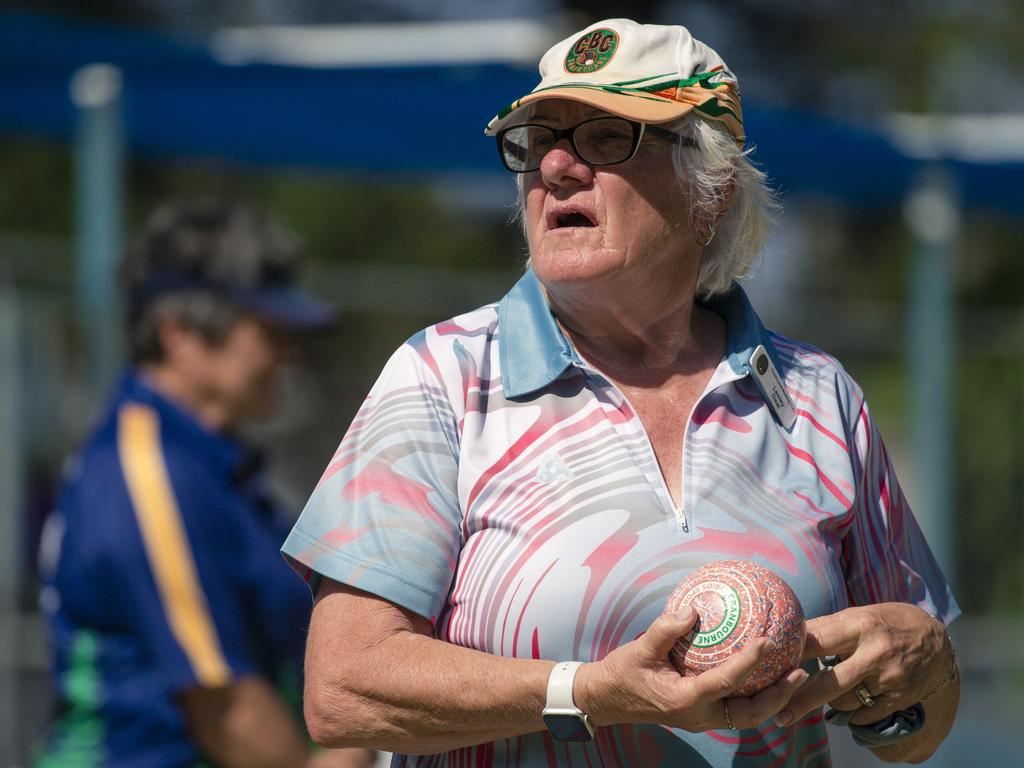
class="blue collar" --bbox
[112,370,248,477]
[496,269,785,399]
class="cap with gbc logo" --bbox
[564,28,619,73]
[484,18,744,145]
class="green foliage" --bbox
[123,161,520,271]
[959,214,1024,305]
[956,358,1024,613]
[0,137,74,237]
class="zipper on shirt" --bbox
[587,361,749,533]
[601,379,690,532]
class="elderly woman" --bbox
[283,18,959,767]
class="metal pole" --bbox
[70,63,125,404]
[904,166,959,587]
[0,282,23,764]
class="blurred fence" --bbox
[1,229,1022,766]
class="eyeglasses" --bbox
[496,116,696,173]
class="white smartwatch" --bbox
[542,661,595,742]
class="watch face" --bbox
[543,713,593,742]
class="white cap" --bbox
[484,18,744,144]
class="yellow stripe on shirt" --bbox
[117,403,232,687]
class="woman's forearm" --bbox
[303,583,558,754]
[306,627,556,753]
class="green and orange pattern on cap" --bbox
[493,67,744,144]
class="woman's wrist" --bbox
[573,661,612,728]
[920,624,958,705]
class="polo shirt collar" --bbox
[497,268,785,399]
[497,269,583,399]
[115,370,247,476]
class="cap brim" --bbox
[241,287,337,332]
[485,87,696,135]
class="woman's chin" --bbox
[531,247,624,286]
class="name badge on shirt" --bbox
[749,345,797,430]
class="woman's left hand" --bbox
[774,602,951,727]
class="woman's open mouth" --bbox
[554,212,596,228]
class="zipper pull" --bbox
[676,508,689,532]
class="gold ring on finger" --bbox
[723,700,735,729]
[854,683,876,708]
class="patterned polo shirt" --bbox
[282,269,958,768]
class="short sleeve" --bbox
[107,403,256,693]
[841,398,960,626]
[281,340,463,625]
[113,521,256,694]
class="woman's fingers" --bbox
[607,610,820,733]
[641,608,698,659]
[827,690,866,713]
[774,659,865,726]
[578,608,703,727]
[799,612,861,663]
[725,667,810,729]
[687,638,773,701]
[803,604,950,722]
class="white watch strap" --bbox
[546,661,585,711]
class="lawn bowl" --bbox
[665,559,805,696]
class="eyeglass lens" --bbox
[500,117,639,172]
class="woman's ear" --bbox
[713,171,737,227]
[155,314,199,366]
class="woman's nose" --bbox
[539,140,593,188]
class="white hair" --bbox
[512,114,779,299]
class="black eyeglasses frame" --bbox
[495,117,697,173]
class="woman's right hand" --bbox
[575,606,809,732]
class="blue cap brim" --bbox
[239,287,337,331]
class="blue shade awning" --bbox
[2,11,1022,213]
[1,12,534,172]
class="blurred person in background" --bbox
[283,19,959,768]
[36,200,375,768]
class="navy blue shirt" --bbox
[38,372,311,767]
